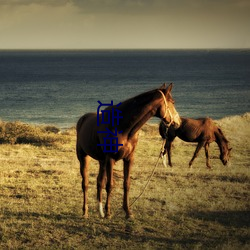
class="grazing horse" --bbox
[159,117,232,169]
[76,83,181,219]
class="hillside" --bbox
[0,113,249,249]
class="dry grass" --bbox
[0,121,69,146]
[0,113,249,249]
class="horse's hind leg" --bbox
[160,139,167,168]
[205,143,211,169]
[105,157,115,218]
[77,148,91,218]
[97,160,106,218]
[189,141,205,168]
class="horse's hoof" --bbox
[105,211,111,219]
[105,212,112,219]
[125,213,134,220]
[83,214,89,219]
[127,216,134,221]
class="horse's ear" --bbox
[159,83,167,90]
[166,83,173,94]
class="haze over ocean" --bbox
[0,49,249,129]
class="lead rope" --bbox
[113,137,167,217]
[128,138,166,208]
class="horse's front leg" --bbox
[105,157,115,218]
[204,143,212,169]
[123,155,134,219]
[97,161,106,218]
[189,141,205,168]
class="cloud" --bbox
[70,0,250,12]
[0,2,96,49]
[0,0,249,49]
[2,0,249,14]
[0,0,70,7]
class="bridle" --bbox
[157,90,175,127]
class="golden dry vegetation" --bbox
[0,113,249,249]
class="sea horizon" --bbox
[0,49,249,129]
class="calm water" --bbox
[0,50,249,128]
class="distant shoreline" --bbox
[1,112,249,131]
[0,48,249,53]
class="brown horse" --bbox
[76,83,181,219]
[159,117,232,169]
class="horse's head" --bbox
[157,83,181,129]
[220,143,232,166]
[220,147,232,165]
[217,128,232,166]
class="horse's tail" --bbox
[76,113,93,134]
[76,115,85,134]
[76,113,94,160]
[159,121,168,139]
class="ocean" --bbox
[0,49,249,129]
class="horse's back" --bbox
[182,117,215,128]
[202,117,217,132]
[176,117,216,142]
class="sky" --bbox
[0,0,249,49]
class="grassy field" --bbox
[0,113,249,249]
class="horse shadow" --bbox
[3,209,249,248]
[189,210,250,228]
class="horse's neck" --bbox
[119,93,160,138]
[215,130,228,154]
[128,109,155,137]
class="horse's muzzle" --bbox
[172,121,181,129]
[223,160,228,166]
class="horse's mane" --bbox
[215,127,229,143]
[120,89,157,106]
[106,86,165,112]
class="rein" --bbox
[157,90,173,127]
[112,89,175,218]
[113,138,167,218]
[118,92,172,213]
